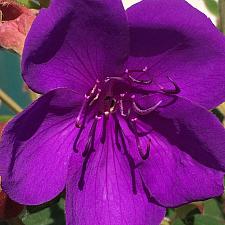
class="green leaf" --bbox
[22,198,65,225]
[193,199,224,225]
[16,0,41,9]
[0,115,12,122]
[175,204,197,219]
[175,202,204,220]
[204,199,223,217]
[203,0,219,17]
[172,219,185,225]
[194,214,224,225]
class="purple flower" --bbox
[1,0,225,224]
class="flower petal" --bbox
[131,95,225,207]
[0,88,82,204]
[22,0,129,94]
[126,0,225,109]
[66,117,165,225]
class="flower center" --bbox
[73,67,180,195]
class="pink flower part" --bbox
[0,1,36,54]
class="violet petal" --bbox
[126,0,225,109]
[22,0,129,95]
[0,88,82,204]
[66,117,165,225]
[129,95,225,207]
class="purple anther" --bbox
[159,76,181,94]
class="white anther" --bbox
[131,118,138,122]
[143,66,148,72]
[104,111,110,116]
[95,115,102,120]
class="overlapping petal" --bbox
[128,96,225,207]
[66,117,165,225]
[0,88,82,204]
[22,0,129,95]
[126,0,225,109]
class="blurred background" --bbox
[0,0,224,225]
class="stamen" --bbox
[73,123,85,152]
[130,118,151,161]
[132,99,162,116]
[109,98,117,113]
[75,95,89,128]
[143,66,148,72]
[78,149,93,190]
[78,115,101,190]
[158,76,180,94]
[141,176,151,202]
[89,88,101,106]
[100,114,108,144]
[104,76,125,83]
[90,79,99,95]
[82,115,101,157]
[114,116,137,194]
[119,99,127,117]
[76,80,100,128]
[128,75,153,85]
[114,118,121,150]
[119,94,131,117]
[138,141,150,160]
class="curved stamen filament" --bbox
[76,80,100,128]
[128,75,153,85]
[119,93,131,117]
[105,76,125,83]
[138,140,150,160]
[89,88,101,106]
[114,118,121,150]
[100,113,108,144]
[119,94,127,117]
[82,115,101,157]
[125,67,152,85]
[158,76,180,94]
[132,97,162,116]
[119,99,126,117]
[140,176,152,202]
[73,116,87,152]
[75,95,89,128]
[90,79,99,95]
[78,149,93,190]
[114,115,137,194]
[131,118,151,161]
[78,116,101,190]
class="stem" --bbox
[219,0,225,32]
[0,89,23,113]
